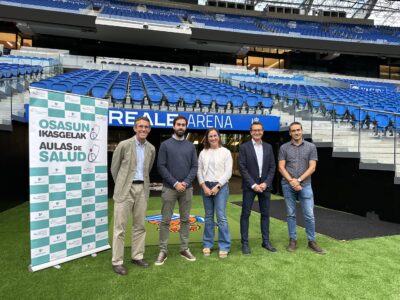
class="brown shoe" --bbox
[308,241,325,255]
[112,265,128,276]
[287,239,297,252]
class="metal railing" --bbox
[230,77,400,182]
[268,91,400,182]
[0,65,62,130]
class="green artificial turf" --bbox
[0,195,399,300]
[117,194,283,246]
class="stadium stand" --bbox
[258,19,400,44]
[1,0,91,12]
[98,56,190,72]
[100,3,183,26]
[2,1,399,45]
[27,68,275,114]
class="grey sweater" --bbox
[157,137,198,189]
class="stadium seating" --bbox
[4,0,90,12]
[0,63,42,79]
[258,18,400,44]
[27,67,399,129]
[190,14,264,33]
[28,69,278,114]
[2,1,399,46]
[100,3,183,26]
[111,72,129,102]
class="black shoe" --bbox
[131,259,149,268]
[262,241,277,252]
[241,244,251,255]
[112,265,128,276]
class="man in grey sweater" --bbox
[155,116,198,266]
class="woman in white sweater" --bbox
[197,128,233,258]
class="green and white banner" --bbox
[28,88,110,272]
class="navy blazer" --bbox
[239,140,276,191]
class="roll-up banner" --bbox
[28,88,110,272]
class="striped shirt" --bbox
[278,140,318,185]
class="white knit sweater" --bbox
[197,146,233,186]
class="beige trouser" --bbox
[112,183,147,266]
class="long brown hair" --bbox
[203,128,222,150]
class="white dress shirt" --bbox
[252,139,263,178]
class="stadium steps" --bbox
[0,100,12,130]
[278,109,400,183]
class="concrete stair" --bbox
[278,108,400,183]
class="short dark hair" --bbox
[134,116,151,128]
[203,128,222,149]
[250,121,264,131]
[289,121,302,131]
[173,116,188,126]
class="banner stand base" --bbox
[28,244,111,272]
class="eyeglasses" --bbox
[136,125,150,129]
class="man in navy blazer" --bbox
[239,121,276,255]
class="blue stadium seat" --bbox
[165,90,180,107]
[147,89,163,105]
[130,88,145,104]
[246,95,259,111]
[199,93,213,108]
[374,114,390,136]
[262,97,273,114]
[215,94,229,109]
[231,94,244,110]
[183,92,197,109]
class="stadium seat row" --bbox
[7,0,398,44]
[29,70,274,112]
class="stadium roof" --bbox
[200,1,400,27]
[257,0,400,26]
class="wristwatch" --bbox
[297,178,302,183]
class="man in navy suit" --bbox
[239,121,276,255]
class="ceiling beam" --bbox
[300,0,314,14]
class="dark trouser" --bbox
[240,188,271,245]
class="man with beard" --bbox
[155,116,198,265]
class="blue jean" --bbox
[202,182,231,251]
[281,182,316,241]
